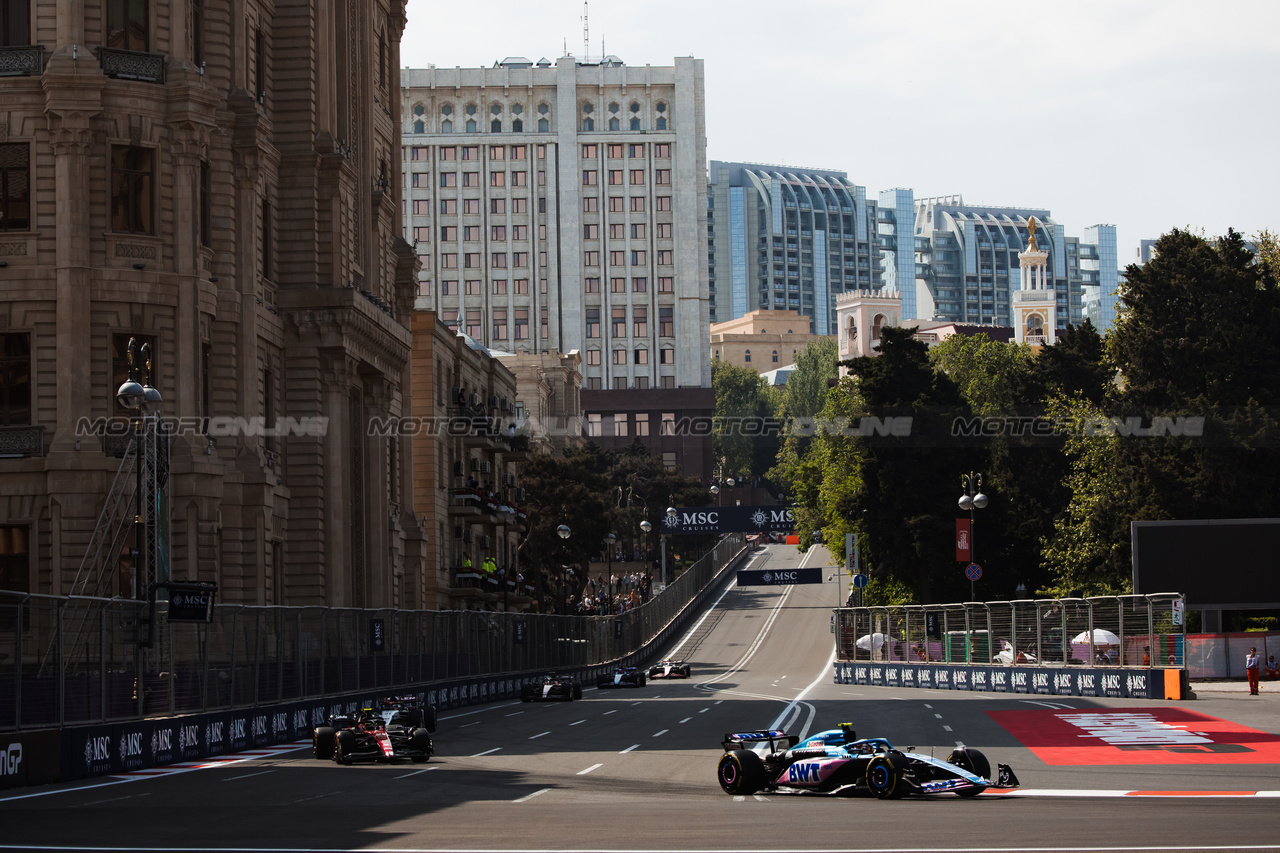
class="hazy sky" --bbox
[401,0,1279,263]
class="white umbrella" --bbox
[1072,628,1121,645]
[856,633,898,650]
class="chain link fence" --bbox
[1,534,746,731]
[835,594,1185,668]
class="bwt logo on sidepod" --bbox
[0,744,21,776]
[786,762,823,784]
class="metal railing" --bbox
[0,534,745,731]
[834,594,1186,668]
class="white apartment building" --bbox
[399,56,711,394]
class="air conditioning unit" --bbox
[502,473,514,486]
[470,458,480,471]
[515,487,525,501]
[480,461,492,474]
[479,535,491,548]
[462,530,473,543]
[453,460,465,477]
[488,395,499,409]
[502,397,513,413]
[469,393,480,406]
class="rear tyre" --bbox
[312,726,335,760]
[410,727,433,762]
[946,748,991,796]
[717,749,766,795]
[572,683,583,700]
[424,705,438,733]
[638,675,646,687]
[334,730,355,765]
[865,755,904,799]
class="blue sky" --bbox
[401,0,1280,263]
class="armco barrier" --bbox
[832,660,1182,700]
[15,539,754,789]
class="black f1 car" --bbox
[648,659,692,679]
[521,673,584,701]
[716,722,1019,799]
[597,665,646,689]
[313,706,434,765]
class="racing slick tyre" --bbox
[410,728,433,762]
[406,708,424,728]
[638,674,646,687]
[423,706,438,733]
[313,727,336,760]
[334,729,356,765]
[717,749,767,795]
[865,755,905,799]
[946,747,991,796]
[572,683,583,700]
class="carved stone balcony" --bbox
[0,425,45,458]
[0,45,44,77]
[97,46,166,83]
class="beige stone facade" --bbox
[410,309,535,611]
[0,2,425,609]
[709,309,823,374]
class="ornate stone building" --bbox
[0,2,424,608]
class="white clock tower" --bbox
[1013,217,1056,347]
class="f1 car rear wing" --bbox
[722,730,800,752]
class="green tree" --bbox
[782,336,839,420]
[712,357,780,480]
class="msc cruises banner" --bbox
[737,568,823,586]
[665,505,794,535]
[832,661,1159,700]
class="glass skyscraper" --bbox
[707,161,895,335]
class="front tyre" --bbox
[312,726,335,760]
[865,755,904,799]
[946,747,991,796]
[334,730,356,765]
[717,749,767,795]
[410,727,433,762]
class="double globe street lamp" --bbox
[958,472,988,600]
[556,522,571,614]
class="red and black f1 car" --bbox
[716,723,1019,798]
[521,673,584,701]
[313,706,434,765]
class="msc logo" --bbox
[179,724,199,750]
[1079,674,1096,689]
[973,671,987,687]
[253,716,269,738]
[1054,672,1073,691]
[1012,672,1028,689]
[954,671,968,688]
[937,671,949,686]
[854,666,868,683]
[919,670,932,686]
[786,762,823,784]
[230,719,247,741]
[207,721,225,744]
[85,735,111,768]
[119,732,144,759]
[1033,672,1050,691]
[680,511,718,526]
[272,713,287,734]
[0,744,22,776]
[1126,674,1147,693]
[902,669,914,686]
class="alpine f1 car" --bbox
[521,673,584,701]
[597,665,646,689]
[716,722,1019,799]
[648,659,692,679]
[376,695,438,733]
[313,707,434,765]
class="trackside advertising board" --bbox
[833,661,1159,699]
[664,506,794,535]
[737,568,823,586]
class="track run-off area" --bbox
[4,543,1280,853]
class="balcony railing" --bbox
[0,425,45,458]
[97,46,166,83]
[0,45,44,77]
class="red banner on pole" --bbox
[956,519,971,561]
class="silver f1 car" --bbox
[521,673,584,701]
[716,722,1019,798]
[648,659,692,679]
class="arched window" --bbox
[466,120,477,133]
[744,349,751,363]
[583,118,594,131]
[847,318,857,346]
[1026,313,1044,337]
[538,119,549,132]
[512,119,523,132]
[656,117,667,130]
[442,120,453,133]
[608,118,619,131]
[871,313,886,341]
[491,120,501,132]
[772,351,778,363]
[629,118,640,130]
[413,121,424,133]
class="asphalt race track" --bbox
[4,543,1279,853]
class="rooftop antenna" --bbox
[582,0,589,63]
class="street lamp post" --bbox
[556,523,571,613]
[603,531,616,609]
[662,506,677,587]
[115,337,163,649]
[958,472,988,600]
[639,519,652,590]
